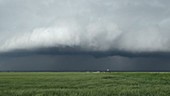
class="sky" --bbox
[0,0,170,71]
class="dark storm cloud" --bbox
[1,47,170,71]
[0,0,170,71]
[1,54,170,71]
[1,46,170,59]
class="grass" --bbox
[0,72,170,96]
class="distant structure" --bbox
[106,69,110,72]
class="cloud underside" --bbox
[0,0,170,54]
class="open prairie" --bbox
[0,72,170,96]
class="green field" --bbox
[0,72,170,96]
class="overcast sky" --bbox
[0,0,170,71]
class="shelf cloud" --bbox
[0,0,170,71]
[0,0,170,54]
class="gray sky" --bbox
[0,0,170,71]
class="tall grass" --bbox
[0,72,170,96]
